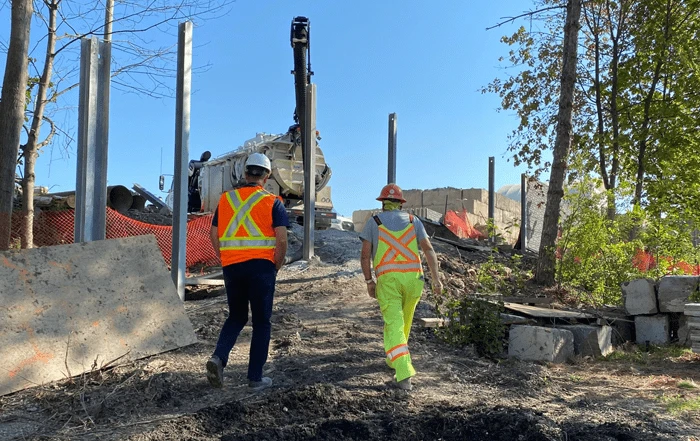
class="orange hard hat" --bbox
[376,183,406,203]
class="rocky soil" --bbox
[1,227,699,440]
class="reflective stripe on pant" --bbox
[376,272,424,382]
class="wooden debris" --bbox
[419,313,536,328]
[501,296,553,305]
[502,302,596,320]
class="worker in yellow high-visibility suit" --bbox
[360,184,443,390]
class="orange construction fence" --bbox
[10,208,220,270]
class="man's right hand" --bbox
[367,281,376,299]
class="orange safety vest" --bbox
[372,214,423,278]
[217,185,277,267]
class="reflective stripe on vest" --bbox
[219,188,276,250]
[386,343,409,362]
[373,218,422,277]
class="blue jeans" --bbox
[213,259,276,382]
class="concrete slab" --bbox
[508,325,574,363]
[685,303,700,317]
[658,276,699,313]
[622,278,658,315]
[559,325,613,357]
[635,315,670,345]
[0,235,197,397]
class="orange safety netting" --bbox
[442,209,484,240]
[10,208,219,270]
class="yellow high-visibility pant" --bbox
[376,272,424,382]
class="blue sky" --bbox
[1,0,539,218]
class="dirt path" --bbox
[1,229,699,440]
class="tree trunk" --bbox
[0,0,33,250]
[21,0,59,249]
[535,0,582,286]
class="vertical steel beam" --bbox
[488,156,495,244]
[302,84,317,260]
[75,37,110,243]
[521,173,528,251]
[387,113,397,184]
[171,22,192,301]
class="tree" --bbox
[484,0,700,282]
[4,0,230,248]
[0,0,33,250]
[535,0,582,285]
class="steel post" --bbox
[488,156,495,243]
[387,113,397,184]
[171,22,192,301]
[302,84,317,260]
[521,173,528,251]
[75,37,110,243]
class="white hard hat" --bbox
[245,152,271,173]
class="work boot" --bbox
[248,377,273,391]
[395,377,412,391]
[206,355,224,388]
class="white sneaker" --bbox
[248,376,273,391]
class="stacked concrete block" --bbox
[402,189,423,208]
[635,315,670,345]
[622,276,700,347]
[508,325,574,363]
[559,325,613,357]
[622,278,658,315]
[351,209,378,234]
[658,276,700,312]
[405,207,442,223]
[684,303,700,354]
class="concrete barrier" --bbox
[658,276,699,313]
[622,278,658,315]
[0,235,197,396]
[508,325,574,363]
[559,325,613,357]
[635,315,670,345]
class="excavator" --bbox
[175,16,336,229]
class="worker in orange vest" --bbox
[206,153,289,391]
[360,183,443,390]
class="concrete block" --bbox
[463,188,488,203]
[351,209,377,234]
[559,325,613,357]
[685,303,700,317]
[406,207,442,223]
[658,276,699,312]
[635,315,670,345]
[622,278,658,315]
[464,199,489,218]
[0,235,197,397]
[421,188,463,209]
[494,192,522,214]
[508,325,574,363]
[402,189,423,208]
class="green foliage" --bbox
[476,254,532,296]
[556,173,700,306]
[435,296,505,358]
[602,344,693,365]
[658,394,700,415]
[677,380,697,390]
[556,178,644,304]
